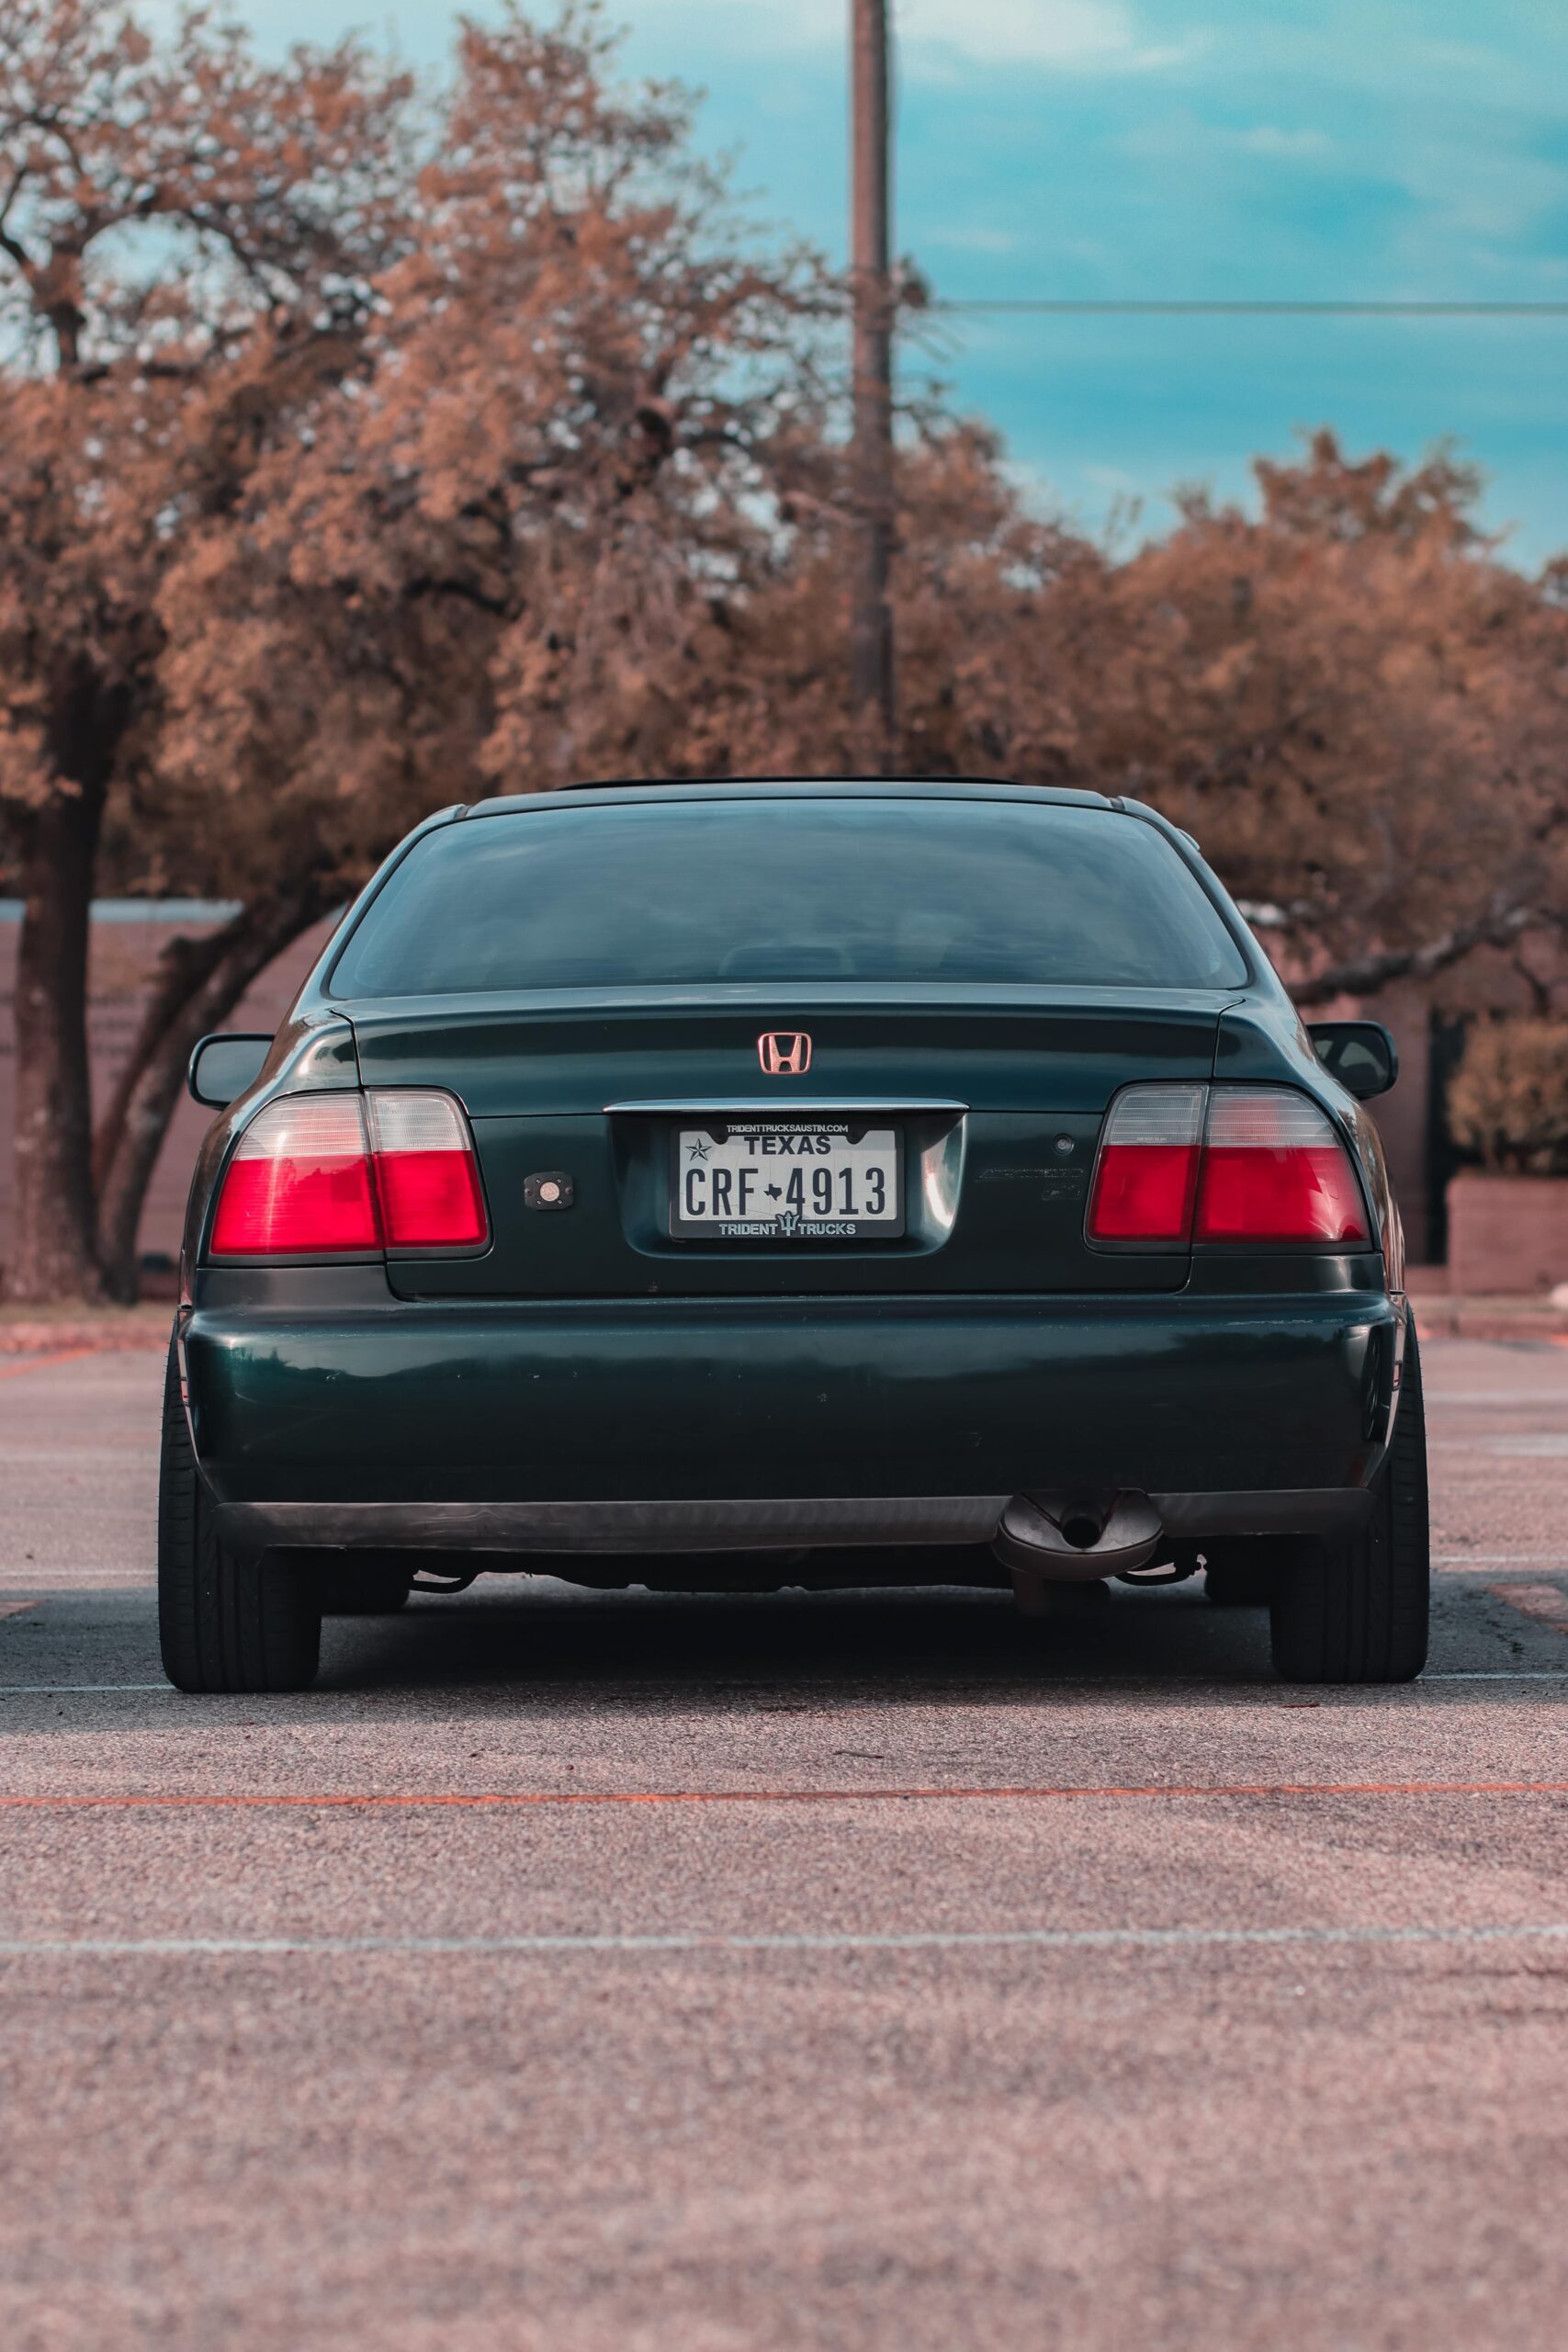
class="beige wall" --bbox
[0,907,337,1272]
[1347,985,1432,1264]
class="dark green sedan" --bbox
[162,780,1427,1692]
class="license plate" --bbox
[671,1123,905,1240]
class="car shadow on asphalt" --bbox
[318,1568,1282,1704]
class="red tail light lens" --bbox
[367,1091,489,1249]
[1089,1083,1370,1248]
[1195,1089,1370,1244]
[210,1091,489,1258]
[210,1096,380,1256]
[1087,1083,1206,1241]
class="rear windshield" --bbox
[330,797,1249,996]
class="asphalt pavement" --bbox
[2,1336,1567,2349]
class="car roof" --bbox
[460,778,1122,820]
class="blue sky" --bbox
[226,1,1568,562]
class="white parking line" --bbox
[3,1672,1568,1696]
[1422,1670,1568,1681]
[1456,1436,1568,1457]
[1426,1393,1568,1406]
[1,1923,1566,1959]
[1434,1555,1568,1566]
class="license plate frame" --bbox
[669,1121,906,1241]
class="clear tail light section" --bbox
[209,1091,488,1259]
[1087,1082,1206,1241]
[1195,1087,1370,1244]
[1088,1083,1370,1249]
[367,1091,489,1250]
[210,1096,380,1256]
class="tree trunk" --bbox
[8,785,108,1303]
[93,886,332,1301]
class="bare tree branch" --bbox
[1291,905,1537,1007]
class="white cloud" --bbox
[895,0,1166,68]
[619,0,1200,75]
[1234,126,1331,160]
[1079,462,1143,495]
[923,224,1023,254]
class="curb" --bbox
[0,1322,169,1357]
[1414,1304,1568,1344]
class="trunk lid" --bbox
[345,987,1226,1297]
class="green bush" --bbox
[1449,1019,1568,1175]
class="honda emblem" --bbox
[759,1031,812,1076]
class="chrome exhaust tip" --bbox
[994,1492,1164,1585]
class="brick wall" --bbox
[0,904,337,1272]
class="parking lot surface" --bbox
[3,1335,1568,2349]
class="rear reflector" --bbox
[1089,1083,1370,1248]
[1087,1083,1205,1241]
[1196,1088,1370,1244]
[210,1091,488,1259]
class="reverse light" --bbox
[1088,1083,1370,1249]
[209,1091,488,1258]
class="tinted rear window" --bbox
[331,797,1249,996]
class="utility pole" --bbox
[850,0,897,772]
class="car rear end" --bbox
[166,782,1416,1690]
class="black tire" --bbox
[1269,1323,1429,1684]
[318,1559,414,1615]
[157,1339,322,1693]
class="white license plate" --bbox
[671,1123,905,1239]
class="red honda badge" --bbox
[759,1031,812,1076]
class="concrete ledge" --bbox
[0,1307,169,1355]
[1414,1296,1568,1342]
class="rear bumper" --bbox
[185,1288,1398,1544]
[214,1486,1371,1554]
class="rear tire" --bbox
[1269,1324,1429,1685]
[157,1340,322,1693]
[318,1559,414,1615]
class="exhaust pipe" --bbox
[1056,1509,1106,1553]
[994,1491,1164,1585]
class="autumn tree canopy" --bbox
[2,4,1566,1305]
[657,423,1568,1007]
[0,0,829,1300]
[1064,435,1568,1004]
[0,0,417,1297]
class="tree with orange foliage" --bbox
[6,11,1565,1309]
[710,425,1568,1009]
[0,0,413,1298]
[1065,434,1568,1005]
[0,1,828,1300]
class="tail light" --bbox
[1089,1083,1369,1248]
[1195,1088,1369,1244]
[210,1096,380,1256]
[1085,1083,1206,1241]
[209,1091,488,1259]
[366,1091,488,1249]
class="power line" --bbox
[930,300,1568,317]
